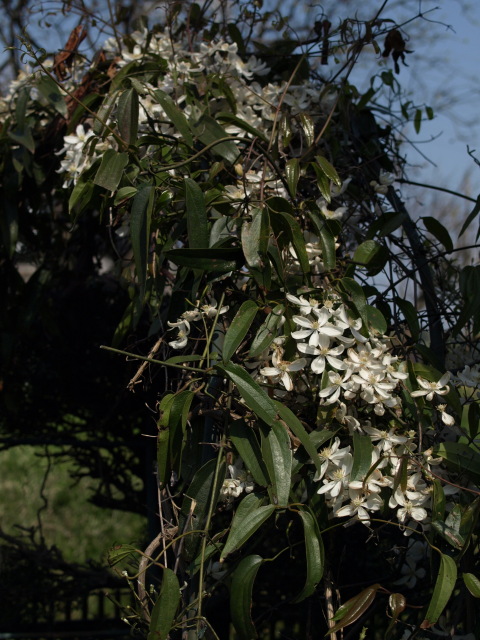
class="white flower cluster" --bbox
[255,291,457,530]
[54,27,338,204]
[167,299,228,350]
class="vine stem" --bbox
[100,345,212,374]
[196,437,226,633]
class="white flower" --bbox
[319,203,346,220]
[260,350,307,392]
[292,308,343,346]
[370,171,395,195]
[315,437,351,481]
[437,404,455,426]
[297,336,345,374]
[286,293,320,315]
[319,370,354,405]
[411,372,450,401]
[167,319,190,349]
[362,426,408,452]
[335,488,383,526]
[317,453,353,497]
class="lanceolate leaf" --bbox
[154,89,193,146]
[36,74,67,116]
[261,421,292,507]
[299,113,315,146]
[463,572,480,597]
[93,149,129,191]
[230,555,263,640]
[422,216,453,253]
[192,113,239,163]
[350,433,373,483]
[220,505,275,559]
[292,509,324,602]
[315,155,341,186]
[432,441,480,485]
[223,300,259,362]
[179,458,226,561]
[165,247,244,272]
[184,177,209,249]
[249,304,285,357]
[216,362,277,425]
[148,568,180,640]
[130,184,154,300]
[241,207,269,269]
[217,111,268,142]
[285,158,300,198]
[230,420,268,487]
[306,211,337,270]
[117,87,139,146]
[421,553,457,628]
[274,402,323,477]
[328,584,380,634]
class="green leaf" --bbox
[339,277,368,326]
[268,201,310,274]
[365,305,387,335]
[117,87,139,146]
[165,247,243,272]
[167,390,195,476]
[249,304,285,358]
[306,212,337,271]
[230,555,263,640]
[385,593,407,639]
[192,114,238,163]
[93,149,129,191]
[36,74,67,116]
[114,186,138,205]
[313,163,331,203]
[179,458,226,561]
[230,420,268,487]
[459,194,480,238]
[241,207,269,268]
[274,402,323,477]
[285,158,300,198]
[8,128,35,153]
[315,155,341,186]
[414,108,422,134]
[154,89,193,147]
[216,362,277,425]
[184,178,209,249]
[463,572,480,598]
[93,92,118,136]
[280,113,292,147]
[130,184,154,300]
[223,301,258,362]
[395,297,420,341]
[350,433,373,483]
[261,421,292,507]
[107,543,137,566]
[431,479,445,523]
[422,217,453,253]
[217,112,268,143]
[432,441,480,486]
[328,584,380,634]
[299,113,315,146]
[221,505,275,559]
[353,240,388,275]
[148,568,180,640]
[421,553,457,628]
[292,509,324,602]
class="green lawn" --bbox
[0,445,147,565]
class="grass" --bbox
[0,445,147,566]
